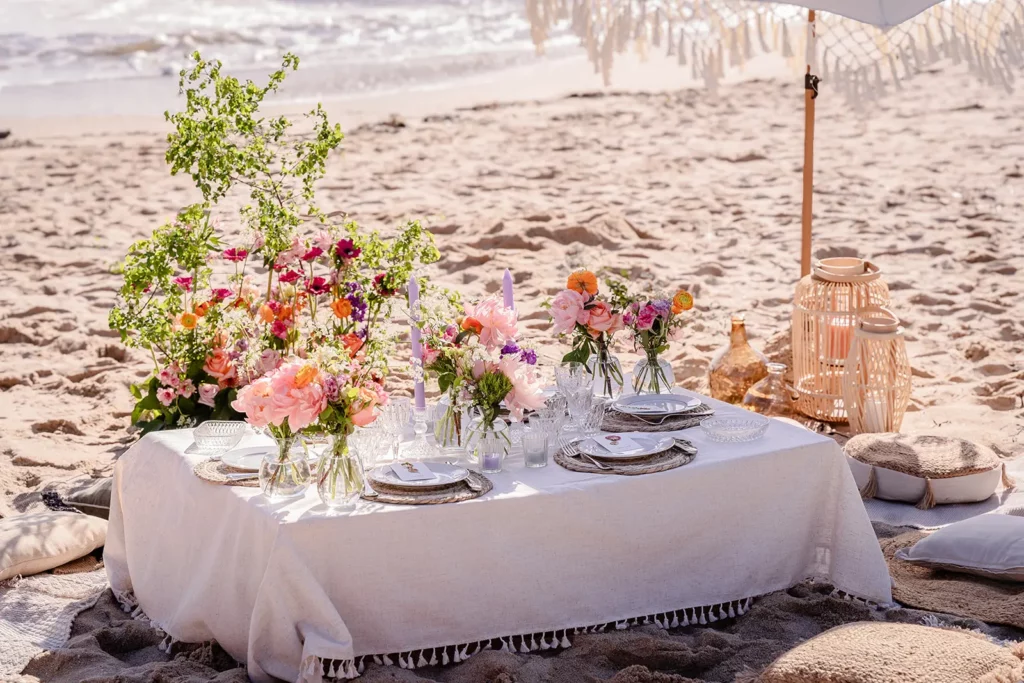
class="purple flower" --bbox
[500,341,521,357]
[234,339,248,352]
[347,293,367,322]
[652,299,671,317]
[520,348,537,365]
[323,374,341,402]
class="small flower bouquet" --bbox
[550,270,628,399]
[423,297,544,456]
[623,290,694,394]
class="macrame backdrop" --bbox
[526,0,1024,104]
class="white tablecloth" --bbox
[105,394,891,683]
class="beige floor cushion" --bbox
[0,511,107,581]
[896,514,1024,583]
[759,622,1024,683]
[845,434,1014,509]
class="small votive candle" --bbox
[481,452,503,473]
[522,430,549,468]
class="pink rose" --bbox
[203,348,237,388]
[423,345,440,367]
[550,289,587,335]
[198,383,219,407]
[636,305,658,331]
[586,300,617,334]
[156,387,176,407]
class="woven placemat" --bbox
[601,404,714,433]
[362,471,492,505]
[193,459,260,488]
[52,554,104,575]
[555,441,696,476]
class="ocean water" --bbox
[0,0,575,112]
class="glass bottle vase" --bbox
[260,432,312,500]
[315,433,365,510]
[434,396,467,454]
[741,363,796,418]
[709,314,769,404]
[587,346,624,400]
[632,354,674,394]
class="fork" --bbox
[558,436,613,470]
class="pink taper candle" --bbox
[408,275,425,410]
[502,269,515,310]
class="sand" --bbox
[1,57,1023,680]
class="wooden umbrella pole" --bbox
[800,9,819,278]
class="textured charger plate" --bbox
[193,458,260,488]
[601,404,714,433]
[363,471,492,505]
[555,441,696,476]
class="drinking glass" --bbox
[536,393,567,421]
[379,398,411,461]
[580,401,607,437]
[565,388,594,431]
[522,429,549,468]
[349,423,387,467]
[555,362,590,396]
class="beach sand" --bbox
[1,57,1023,680]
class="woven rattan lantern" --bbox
[792,258,891,422]
[842,310,912,434]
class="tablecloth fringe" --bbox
[113,588,179,652]
[312,597,757,681]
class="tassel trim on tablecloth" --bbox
[113,589,179,653]
[307,597,757,681]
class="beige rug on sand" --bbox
[883,532,1024,631]
[0,569,107,679]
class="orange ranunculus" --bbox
[258,304,275,324]
[567,270,598,296]
[341,333,364,356]
[179,312,199,330]
[331,298,353,319]
[294,364,319,389]
[461,317,483,335]
[277,304,294,321]
[671,290,694,315]
[193,301,211,317]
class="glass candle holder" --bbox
[522,430,549,468]
[478,433,505,474]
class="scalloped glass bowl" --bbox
[699,415,770,443]
[193,421,247,454]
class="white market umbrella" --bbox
[527,0,1024,276]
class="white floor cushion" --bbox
[896,514,1024,583]
[0,511,106,581]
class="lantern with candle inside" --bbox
[842,310,912,435]
[791,258,890,422]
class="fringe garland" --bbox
[307,597,758,681]
[524,0,1024,105]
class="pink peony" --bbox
[464,297,518,350]
[231,377,276,428]
[198,383,219,407]
[636,305,658,331]
[498,355,546,420]
[156,387,176,407]
[268,362,328,431]
[550,289,588,334]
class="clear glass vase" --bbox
[315,433,365,510]
[709,313,769,404]
[465,415,509,466]
[587,347,624,400]
[476,432,506,474]
[434,396,468,454]
[632,354,674,394]
[741,363,796,419]
[260,433,312,500]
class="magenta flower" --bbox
[306,276,330,296]
[636,305,658,331]
[373,272,396,296]
[271,320,290,340]
[210,288,233,301]
[156,387,176,407]
[223,248,249,262]
[335,239,361,262]
[278,269,302,285]
[302,246,324,262]
[172,276,193,292]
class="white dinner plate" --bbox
[578,434,675,460]
[368,462,470,489]
[220,445,318,471]
[611,394,701,416]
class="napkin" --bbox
[593,434,644,455]
[390,461,436,482]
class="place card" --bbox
[390,461,436,482]
[594,434,643,455]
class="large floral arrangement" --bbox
[109,52,439,434]
[550,269,630,396]
[423,296,544,447]
[623,289,695,394]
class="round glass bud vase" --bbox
[742,363,796,419]
[632,355,674,394]
[587,350,624,400]
[315,433,365,510]
[465,415,510,465]
[260,433,312,500]
[709,314,768,404]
